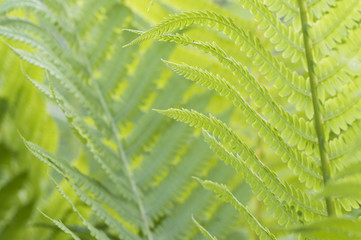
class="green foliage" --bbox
[126,0,361,239]
[0,0,251,239]
[1,0,361,239]
[0,42,58,239]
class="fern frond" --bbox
[1,1,246,238]
[195,178,276,240]
[263,0,299,24]
[0,42,58,239]
[157,107,325,221]
[161,108,322,189]
[192,216,218,240]
[306,0,336,19]
[8,46,107,131]
[157,64,322,188]
[333,161,361,181]
[239,0,303,62]
[22,136,144,238]
[292,218,361,240]
[311,0,361,52]
[201,130,302,226]
[53,182,113,240]
[316,36,361,98]
[203,130,325,219]
[49,90,133,197]
[68,181,142,240]
[0,0,50,19]
[0,0,73,39]
[152,162,238,239]
[39,211,81,240]
[328,120,361,163]
[324,79,361,135]
[318,181,361,200]
[125,11,312,112]
[156,31,314,119]
[143,137,211,219]
[162,57,317,151]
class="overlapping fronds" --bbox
[125,11,314,120]
[2,0,361,239]
[195,177,276,240]
[0,42,58,239]
[0,0,250,239]
[126,0,361,238]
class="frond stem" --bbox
[297,0,335,216]
[90,74,153,240]
[74,37,153,239]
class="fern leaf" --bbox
[195,178,276,240]
[239,0,303,62]
[333,161,361,181]
[203,130,325,219]
[263,0,299,24]
[49,89,133,197]
[311,0,361,53]
[318,181,361,200]
[327,121,361,165]
[22,136,143,239]
[324,79,361,135]
[158,108,323,189]
[200,130,300,226]
[125,11,311,112]
[162,57,317,151]
[156,71,322,189]
[39,211,81,240]
[152,162,237,239]
[192,216,218,240]
[53,183,112,240]
[292,218,361,240]
[307,0,336,19]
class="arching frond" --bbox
[162,57,317,152]
[124,11,312,113]
[192,216,218,240]
[239,0,303,62]
[3,0,361,239]
[196,178,277,240]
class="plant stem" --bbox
[297,0,335,216]
[73,35,153,239]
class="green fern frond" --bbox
[21,136,143,238]
[157,107,326,220]
[53,182,113,240]
[201,130,302,226]
[306,0,336,19]
[324,79,361,135]
[0,41,58,240]
[162,57,317,151]
[3,0,361,239]
[292,218,361,240]
[0,1,248,239]
[327,121,361,165]
[263,0,299,24]
[39,211,81,240]
[157,106,322,190]
[333,161,361,180]
[195,178,276,240]
[192,216,218,240]
[318,181,361,200]
[157,63,322,188]
[239,0,303,62]
[311,0,361,52]
[124,11,312,114]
